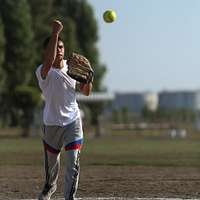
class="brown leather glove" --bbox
[67,53,94,84]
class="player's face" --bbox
[56,41,65,60]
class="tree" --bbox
[14,85,42,137]
[0,0,37,135]
[60,17,80,57]
[1,0,34,86]
[0,0,107,137]
[28,0,54,66]
[0,15,6,127]
[0,16,5,90]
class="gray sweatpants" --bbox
[42,117,83,200]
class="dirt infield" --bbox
[1,165,200,199]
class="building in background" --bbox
[76,92,114,102]
[112,92,158,113]
[158,90,200,111]
[144,92,158,112]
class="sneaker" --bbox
[38,184,57,200]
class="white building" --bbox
[144,92,158,112]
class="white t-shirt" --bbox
[35,60,80,126]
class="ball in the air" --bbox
[103,10,117,23]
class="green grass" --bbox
[81,132,200,166]
[0,137,43,165]
[1,131,200,167]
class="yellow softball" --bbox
[103,10,117,23]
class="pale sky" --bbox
[88,0,200,93]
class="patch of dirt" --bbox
[0,165,200,199]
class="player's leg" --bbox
[63,118,83,200]
[64,148,82,200]
[38,126,64,200]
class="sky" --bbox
[88,0,200,93]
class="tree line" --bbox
[0,0,106,136]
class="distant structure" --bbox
[76,92,115,137]
[76,92,114,102]
[158,90,200,110]
[159,90,200,130]
[112,92,158,113]
[34,90,200,133]
[144,92,158,112]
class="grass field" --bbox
[1,129,200,199]
[1,129,200,167]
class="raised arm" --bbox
[41,20,63,79]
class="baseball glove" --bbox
[67,53,94,84]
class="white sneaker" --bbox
[38,184,57,200]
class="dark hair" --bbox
[43,36,63,49]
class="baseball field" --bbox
[1,129,200,199]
